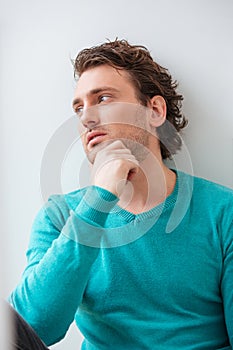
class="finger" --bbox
[103,140,127,151]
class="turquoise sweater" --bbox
[10,171,233,349]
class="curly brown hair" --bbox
[73,39,188,159]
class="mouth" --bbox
[86,130,107,148]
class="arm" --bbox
[221,215,233,347]
[9,140,137,345]
[9,186,118,346]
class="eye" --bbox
[98,95,111,103]
[75,106,84,117]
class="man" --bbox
[9,39,233,349]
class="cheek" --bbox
[80,135,87,151]
[77,120,86,135]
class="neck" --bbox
[118,152,176,214]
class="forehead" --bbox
[74,64,135,96]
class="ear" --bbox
[148,95,166,128]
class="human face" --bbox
[72,64,150,163]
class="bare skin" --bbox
[73,64,176,214]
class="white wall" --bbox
[1,0,233,349]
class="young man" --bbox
[10,40,233,349]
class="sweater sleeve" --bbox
[9,186,118,346]
[221,216,233,347]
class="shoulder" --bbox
[177,170,233,201]
[177,171,233,230]
[192,173,233,205]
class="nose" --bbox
[80,106,100,130]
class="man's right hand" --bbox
[91,140,139,197]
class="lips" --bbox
[86,130,107,146]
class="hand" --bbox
[91,140,139,197]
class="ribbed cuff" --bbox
[75,186,119,227]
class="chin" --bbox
[86,141,112,164]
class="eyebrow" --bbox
[72,87,120,108]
